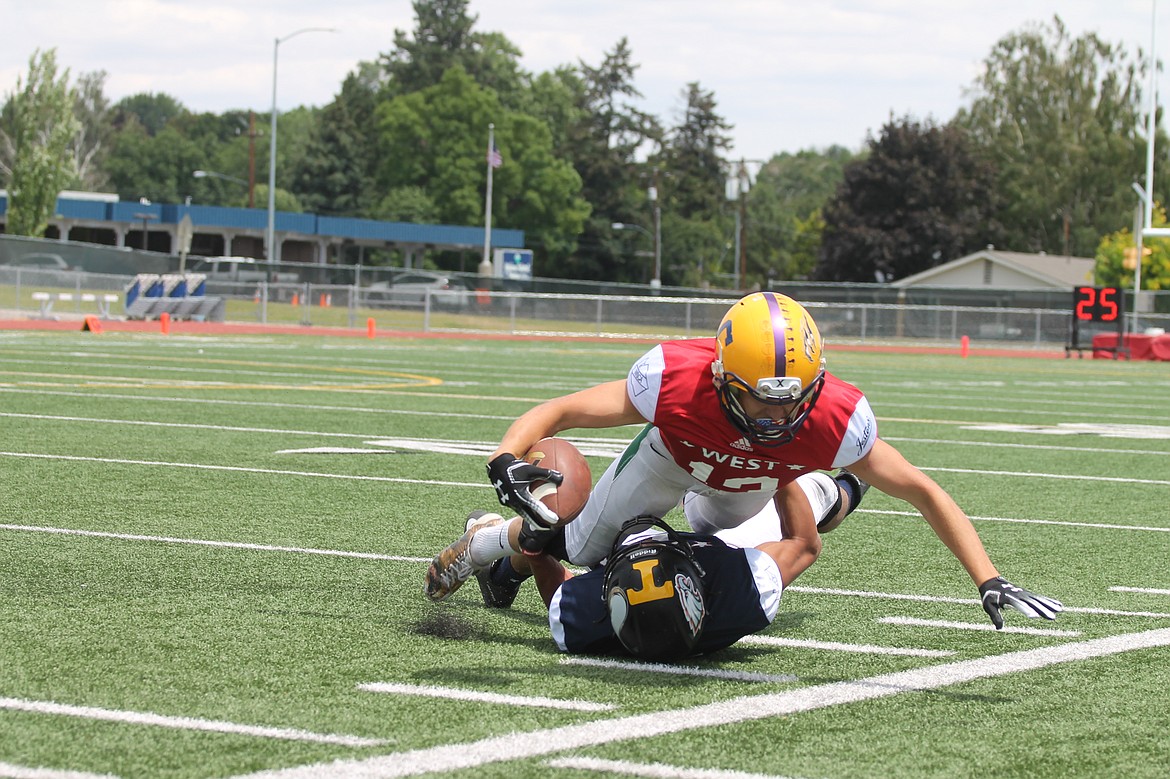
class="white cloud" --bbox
[1,0,1166,160]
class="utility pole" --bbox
[247,111,257,209]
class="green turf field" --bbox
[1,330,1168,779]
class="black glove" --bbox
[487,453,563,529]
[979,577,1064,630]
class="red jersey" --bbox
[626,339,876,493]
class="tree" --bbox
[1096,203,1170,290]
[957,15,1169,257]
[293,62,382,216]
[373,67,587,269]
[659,82,733,220]
[69,69,113,191]
[114,92,186,136]
[816,116,1001,283]
[559,39,661,282]
[746,146,856,282]
[382,0,527,104]
[0,48,80,237]
[294,98,370,216]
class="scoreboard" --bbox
[1073,286,1121,323]
[1067,286,1125,357]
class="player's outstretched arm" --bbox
[845,439,1062,628]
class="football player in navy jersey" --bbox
[426,292,1062,632]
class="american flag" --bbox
[487,142,503,169]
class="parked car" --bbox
[189,257,301,283]
[0,252,79,284]
[1,252,72,269]
[364,271,471,309]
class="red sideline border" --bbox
[0,317,1070,359]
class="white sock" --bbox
[469,522,515,567]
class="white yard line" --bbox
[0,698,386,747]
[0,524,428,563]
[921,466,1170,487]
[788,585,1170,620]
[546,757,797,779]
[0,763,120,779]
[7,524,1170,621]
[1111,586,1170,596]
[878,616,1082,637]
[858,508,1170,534]
[559,657,797,684]
[228,627,1170,778]
[356,683,615,712]
[0,452,488,489]
[737,635,954,657]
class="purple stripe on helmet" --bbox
[762,292,786,377]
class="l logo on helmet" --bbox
[625,559,675,605]
[801,317,816,363]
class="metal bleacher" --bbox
[124,273,225,321]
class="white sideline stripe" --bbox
[859,508,1170,534]
[9,523,1170,620]
[546,757,795,779]
[0,762,119,779]
[1111,586,1170,596]
[559,657,798,684]
[356,683,615,712]
[0,697,387,747]
[881,435,1170,457]
[229,628,1170,779]
[878,616,1082,637]
[737,635,953,657]
[0,524,429,563]
[0,388,515,421]
[920,466,1170,487]
[788,585,1170,620]
[0,452,488,489]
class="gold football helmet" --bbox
[711,292,826,445]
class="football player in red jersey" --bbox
[425,292,1061,632]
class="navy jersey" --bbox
[548,533,783,656]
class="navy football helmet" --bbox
[602,517,707,661]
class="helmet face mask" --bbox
[603,517,707,661]
[712,292,826,446]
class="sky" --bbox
[2,0,1168,166]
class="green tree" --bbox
[746,146,856,282]
[659,82,733,220]
[957,15,1169,257]
[114,92,185,136]
[816,116,1001,282]
[1096,203,1170,290]
[69,69,113,190]
[1,48,80,236]
[293,63,381,216]
[563,39,661,282]
[382,0,527,105]
[374,67,587,269]
[105,119,205,202]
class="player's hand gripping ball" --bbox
[523,437,592,526]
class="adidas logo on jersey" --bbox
[729,437,753,451]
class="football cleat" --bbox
[475,558,524,609]
[423,510,506,602]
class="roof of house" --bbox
[891,249,1096,289]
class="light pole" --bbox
[612,221,655,285]
[267,26,336,262]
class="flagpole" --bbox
[483,123,495,271]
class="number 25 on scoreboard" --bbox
[1073,286,1120,323]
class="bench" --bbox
[30,291,120,319]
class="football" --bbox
[523,437,592,525]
